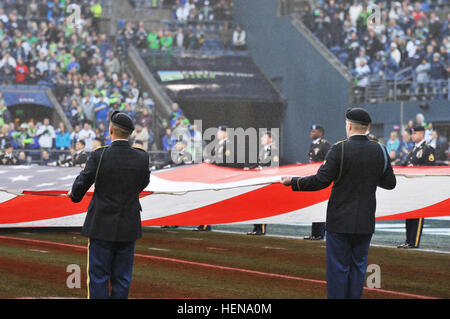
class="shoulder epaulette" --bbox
[94,145,109,152]
[335,139,347,145]
[132,146,147,152]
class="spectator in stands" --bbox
[0,142,18,165]
[354,58,371,101]
[26,65,39,84]
[131,123,149,151]
[386,131,400,155]
[430,53,447,100]
[162,128,176,154]
[142,92,155,109]
[399,130,414,163]
[17,151,28,165]
[170,103,184,128]
[90,1,103,32]
[147,26,160,50]
[40,149,55,166]
[78,121,96,152]
[36,118,55,150]
[161,30,174,51]
[415,58,431,100]
[55,122,71,150]
[0,101,11,126]
[175,27,185,50]
[139,108,152,130]
[389,149,401,165]
[390,43,401,66]
[0,123,12,149]
[232,25,246,51]
[94,94,109,128]
[14,57,29,83]
[430,130,448,161]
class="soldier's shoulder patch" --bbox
[429,153,435,162]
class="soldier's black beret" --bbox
[346,107,372,125]
[111,110,135,132]
[411,125,425,132]
[311,124,324,131]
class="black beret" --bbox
[346,107,372,125]
[77,139,86,146]
[111,110,135,132]
[411,125,425,132]
[4,142,12,149]
[311,124,324,131]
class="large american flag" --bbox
[0,163,449,227]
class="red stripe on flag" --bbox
[142,183,332,226]
[376,198,450,221]
[0,195,90,224]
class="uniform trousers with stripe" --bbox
[405,218,424,248]
[87,238,136,299]
[326,232,372,299]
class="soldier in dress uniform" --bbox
[397,125,436,249]
[0,143,19,165]
[203,125,231,166]
[195,126,230,231]
[304,124,331,240]
[281,107,396,299]
[59,140,88,167]
[247,131,279,236]
[169,137,193,167]
[69,110,150,299]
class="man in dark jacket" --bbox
[281,107,396,299]
[69,111,150,299]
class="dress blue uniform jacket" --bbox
[70,140,150,242]
[291,135,396,234]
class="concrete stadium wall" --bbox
[233,0,351,164]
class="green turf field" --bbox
[0,227,449,299]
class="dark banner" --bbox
[0,86,54,108]
[142,53,283,103]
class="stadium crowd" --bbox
[300,0,449,100]
[0,0,163,165]
[119,0,242,52]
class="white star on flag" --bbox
[58,175,78,181]
[8,175,33,182]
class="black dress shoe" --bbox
[397,243,415,248]
[304,235,324,240]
